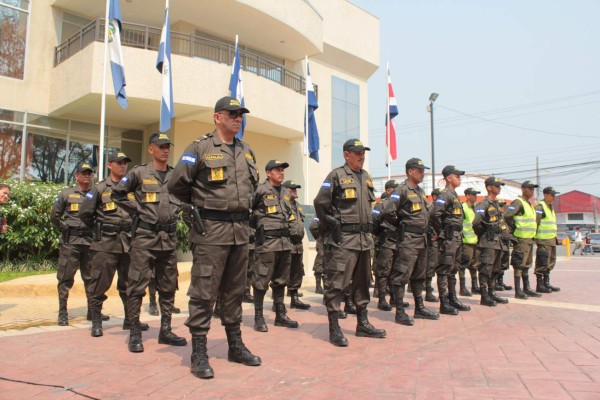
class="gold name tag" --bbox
[265,194,277,200]
[245,153,254,161]
[205,154,224,160]
[344,188,357,199]
[211,167,224,181]
[70,203,79,211]
[143,179,158,184]
[105,202,116,211]
[411,202,421,212]
[68,194,80,199]
[146,192,157,202]
[102,192,111,198]
[267,205,277,214]
[340,178,354,184]
[127,193,135,200]
[453,207,461,215]
[490,215,497,222]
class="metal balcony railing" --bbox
[54,19,307,94]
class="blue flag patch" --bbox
[181,153,197,165]
[321,181,331,189]
[85,192,94,200]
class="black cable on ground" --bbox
[0,376,101,400]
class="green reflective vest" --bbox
[462,202,477,244]
[514,197,537,239]
[534,201,557,240]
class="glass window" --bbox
[568,213,584,221]
[0,122,23,179]
[60,12,91,43]
[0,0,30,79]
[28,130,68,183]
[331,76,360,168]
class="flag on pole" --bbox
[385,68,399,160]
[108,0,127,109]
[305,63,320,162]
[156,3,174,132]
[229,37,246,139]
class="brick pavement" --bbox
[1,253,600,399]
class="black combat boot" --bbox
[544,274,560,292]
[274,303,299,328]
[58,297,68,326]
[315,274,324,294]
[344,296,357,315]
[128,319,144,353]
[158,316,188,346]
[225,324,262,366]
[495,276,505,291]
[393,286,414,326]
[190,335,214,379]
[253,289,268,332]
[414,296,440,320]
[479,275,496,307]
[499,272,512,290]
[242,287,254,303]
[514,276,529,299]
[438,274,458,315]
[459,277,472,297]
[355,307,386,338]
[148,291,159,316]
[377,292,392,311]
[86,306,110,321]
[121,294,149,331]
[471,271,481,295]
[449,291,471,311]
[90,306,103,337]
[328,311,348,347]
[536,274,552,293]
[488,275,508,304]
[290,290,311,310]
[425,277,439,302]
[212,297,222,318]
[522,274,541,297]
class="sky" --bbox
[349,0,600,197]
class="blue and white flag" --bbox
[305,63,320,162]
[156,4,174,132]
[108,0,127,109]
[229,38,246,139]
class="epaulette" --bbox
[194,133,213,143]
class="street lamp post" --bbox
[428,92,439,190]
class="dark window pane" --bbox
[0,4,28,79]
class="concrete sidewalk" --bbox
[1,253,600,399]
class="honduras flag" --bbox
[156,4,174,133]
[385,67,399,160]
[108,0,127,109]
[305,63,320,162]
[229,38,246,139]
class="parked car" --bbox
[556,232,568,245]
[587,233,600,254]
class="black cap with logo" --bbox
[108,149,132,163]
[214,96,250,113]
[442,165,465,178]
[521,180,539,189]
[405,158,430,170]
[484,176,505,187]
[149,131,172,145]
[76,162,94,173]
[265,160,290,171]
[464,187,481,195]
[543,186,560,195]
[431,188,442,196]
[343,139,371,152]
[282,180,301,189]
[384,179,399,190]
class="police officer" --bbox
[309,216,325,294]
[425,188,442,303]
[112,131,186,353]
[430,166,471,315]
[472,177,509,306]
[80,150,149,337]
[534,187,561,293]
[282,180,310,310]
[459,187,480,296]
[168,96,261,379]
[496,199,513,291]
[382,157,439,326]
[314,139,386,347]
[503,180,541,299]
[252,160,299,332]
[51,162,103,326]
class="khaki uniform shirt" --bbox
[51,186,92,246]
[382,179,429,248]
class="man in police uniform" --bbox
[425,188,442,303]
[459,187,480,296]
[534,187,561,293]
[314,139,386,347]
[496,199,513,291]
[503,180,541,300]
[309,216,325,294]
[251,160,299,332]
[51,162,102,326]
[472,177,509,306]
[80,150,150,337]
[282,180,310,310]
[430,165,471,315]
[112,131,186,353]
[168,96,261,379]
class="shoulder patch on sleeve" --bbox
[435,199,445,205]
[390,193,400,200]
[372,209,381,215]
[85,192,94,200]
[181,153,197,165]
[476,209,485,214]
[508,206,515,210]
[120,176,129,184]
[536,210,543,214]
[321,180,331,189]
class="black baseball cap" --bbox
[214,96,250,113]
[464,187,480,195]
[108,149,132,163]
[543,186,560,195]
[76,162,94,173]
[406,158,430,170]
[265,160,289,171]
[149,131,172,145]
[442,165,465,178]
[343,139,370,152]
[484,176,505,187]
[282,180,301,189]
[385,179,399,190]
[521,180,539,189]
[431,188,442,196]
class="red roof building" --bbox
[555,190,600,231]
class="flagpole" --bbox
[98,0,111,181]
[386,62,391,180]
[304,55,310,206]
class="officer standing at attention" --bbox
[309,216,325,294]
[112,131,187,353]
[459,188,480,296]
[282,180,311,310]
[382,157,439,326]
[51,162,104,326]
[430,165,471,316]
[472,177,509,306]
[503,180,541,300]
[314,139,386,347]
[495,199,513,291]
[168,96,261,379]
[425,188,442,303]
[251,160,299,332]
[534,187,561,293]
[80,150,150,337]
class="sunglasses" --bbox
[220,110,245,119]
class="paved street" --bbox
[1,251,599,399]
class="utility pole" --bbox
[536,156,540,200]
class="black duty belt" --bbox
[264,229,290,238]
[101,223,132,233]
[137,220,177,233]
[68,228,92,238]
[403,225,426,235]
[341,224,372,234]
[200,210,249,222]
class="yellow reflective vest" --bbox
[534,201,557,240]
[514,197,537,239]
[462,202,478,244]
